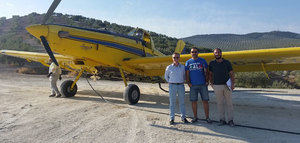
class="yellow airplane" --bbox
[1,0,300,104]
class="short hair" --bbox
[191,47,198,51]
[214,48,222,53]
[172,52,180,56]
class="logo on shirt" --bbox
[189,62,204,71]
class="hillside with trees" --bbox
[183,31,300,51]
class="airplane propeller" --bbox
[40,0,62,66]
[42,0,62,25]
[40,36,59,66]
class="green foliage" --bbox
[289,71,300,87]
[236,72,271,88]
[0,55,7,64]
[0,17,6,26]
[0,33,35,51]
[0,55,27,65]
[271,80,293,89]
[184,31,300,51]
[295,73,300,85]
[235,72,298,89]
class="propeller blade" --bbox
[42,0,62,24]
[40,36,59,66]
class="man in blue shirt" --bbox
[186,47,212,123]
[165,53,189,125]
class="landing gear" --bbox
[124,84,140,104]
[60,80,77,97]
[119,68,140,104]
[60,69,83,97]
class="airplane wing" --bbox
[0,50,97,73]
[121,47,300,76]
[2,47,300,77]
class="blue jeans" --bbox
[189,85,209,101]
[169,84,186,120]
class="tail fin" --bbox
[174,40,186,54]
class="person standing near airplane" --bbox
[47,58,62,98]
[209,48,235,127]
[165,53,189,125]
[186,47,212,123]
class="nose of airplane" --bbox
[26,24,49,39]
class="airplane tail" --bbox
[174,40,186,54]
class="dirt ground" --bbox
[1,64,300,143]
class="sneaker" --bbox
[55,94,62,98]
[49,94,55,97]
[218,120,227,126]
[228,120,235,127]
[182,118,189,123]
[191,118,198,123]
[206,118,212,124]
[169,119,175,125]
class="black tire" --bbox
[123,84,140,105]
[60,80,77,97]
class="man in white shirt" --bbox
[47,58,62,97]
[165,53,189,125]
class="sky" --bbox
[0,0,299,38]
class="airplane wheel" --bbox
[124,84,140,105]
[60,80,77,97]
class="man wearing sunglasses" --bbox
[185,47,212,123]
[165,53,189,125]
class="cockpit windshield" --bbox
[127,28,144,39]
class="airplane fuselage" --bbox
[26,24,164,73]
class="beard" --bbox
[192,54,198,58]
[215,55,222,59]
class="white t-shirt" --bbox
[49,62,62,75]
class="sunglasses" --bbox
[191,51,198,53]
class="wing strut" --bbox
[119,67,128,87]
[261,62,270,79]
[71,69,84,90]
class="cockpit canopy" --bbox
[127,28,153,50]
[127,28,145,39]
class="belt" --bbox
[170,83,184,85]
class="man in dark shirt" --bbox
[209,48,235,127]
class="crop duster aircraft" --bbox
[1,0,300,104]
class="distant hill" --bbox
[183,31,300,51]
